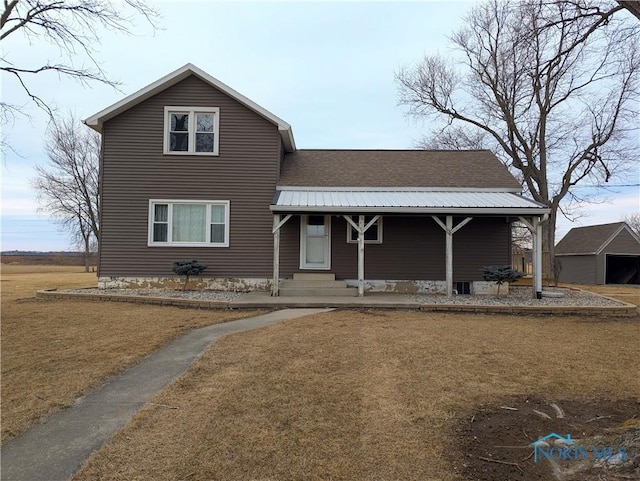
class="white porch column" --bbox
[272,214,292,296]
[518,215,545,299]
[343,215,380,297]
[432,216,473,297]
[534,216,543,299]
[445,216,453,297]
[358,215,365,297]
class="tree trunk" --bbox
[542,209,557,286]
[83,233,90,273]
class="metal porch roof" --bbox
[271,190,550,215]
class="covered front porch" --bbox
[270,190,550,298]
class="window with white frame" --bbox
[164,107,220,155]
[148,200,229,247]
[347,215,383,244]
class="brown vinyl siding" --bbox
[99,75,280,277]
[279,215,509,281]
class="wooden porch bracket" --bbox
[272,214,292,296]
[432,216,473,297]
[344,215,380,297]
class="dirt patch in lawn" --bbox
[452,397,640,480]
[73,310,640,481]
[1,265,264,443]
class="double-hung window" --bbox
[164,107,220,155]
[148,200,229,247]
[347,215,383,244]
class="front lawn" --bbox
[0,265,262,443]
[73,309,640,481]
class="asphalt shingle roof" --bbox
[555,222,634,254]
[279,149,522,189]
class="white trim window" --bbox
[148,200,229,247]
[347,215,383,244]
[164,106,220,155]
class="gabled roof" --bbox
[278,149,522,190]
[555,222,640,255]
[84,63,296,152]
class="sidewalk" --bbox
[37,289,638,317]
[0,308,331,481]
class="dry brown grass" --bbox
[1,265,262,443]
[74,309,640,481]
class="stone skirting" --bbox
[98,276,506,295]
[98,276,270,291]
[344,279,506,295]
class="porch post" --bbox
[272,214,292,297]
[517,216,539,299]
[432,216,473,297]
[358,215,365,297]
[272,214,281,297]
[534,216,543,299]
[343,215,379,298]
[445,216,453,297]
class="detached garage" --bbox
[555,222,640,285]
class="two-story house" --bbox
[85,64,550,297]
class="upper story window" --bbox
[164,106,220,155]
[347,215,383,244]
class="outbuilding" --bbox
[555,222,640,285]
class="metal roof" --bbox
[271,190,550,214]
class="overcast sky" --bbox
[1,0,638,251]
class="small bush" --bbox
[481,265,524,296]
[172,259,208,291]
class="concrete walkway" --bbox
[0,308,331,481]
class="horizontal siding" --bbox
[556,255,597,284]
[100,75,280,277]
[280,215,510,281]
[452,217,511,280]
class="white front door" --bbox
[300,215,331,269]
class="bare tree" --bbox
[0,0,160,119]
[621,213,640,235]
[397,0,639,278]
[33,114,100,271]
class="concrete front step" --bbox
[282,273,355,296]
[280,279,347,288]
[293,273,336,281]
[279,287,358,297]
